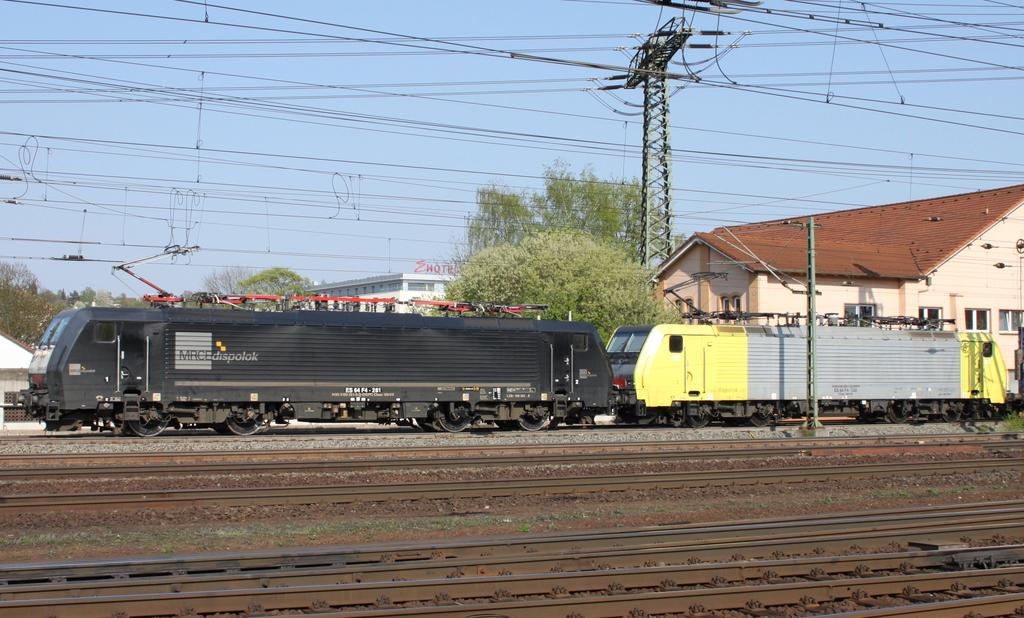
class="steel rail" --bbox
[2,535,1020,603]
[3,554,1023,617]
[2,501,1022,587]
[1,432,1019,469]
[811,594,1024,617]
[2,438,1020,481]
[1,458,1020,514]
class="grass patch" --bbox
[949,485,977,494]
[999,412,1024,432]
[871,489,913,499]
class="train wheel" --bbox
[748,411,772,427]
[224,415,264,436]
[941,405,963,422]
[435,406,472,433]
[126,417,169,437]
[884,402,911,424]
[516,412,550,432]
[126,415,170,437]
[686,407,711,428]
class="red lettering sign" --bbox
[414,260,459,275]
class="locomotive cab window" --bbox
[572,333,588,351]
[669,335,683,354]
[607,330,650,353]
[94,322,116,343]
[39,317,70,345]
[983,341,994,358]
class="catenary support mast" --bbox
[625,16,691,267]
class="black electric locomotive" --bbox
[18,307,613,436]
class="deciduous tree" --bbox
[445,232,674,341]
[465,161,643,260]
[200,265,259,294]
[237,267,311,297]
[0,261,60,345]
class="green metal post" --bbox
[803,216,823,430]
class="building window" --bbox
[919,307,942,328]
[999,310,1022,333]
[965,309,989,332]
[844,304,875,326]
[732,295,742,312]
[408,282,434,292]
[720,296,732,312]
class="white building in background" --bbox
[306,272,449,312]
[1,330,32,424]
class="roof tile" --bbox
[688,184,1024,279]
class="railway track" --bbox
[2,502,1022,617]
[1,433,1020,475]
[3,457,1021,514]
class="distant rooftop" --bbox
[308,271,448,291]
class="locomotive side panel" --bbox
[745,326,804,401]
[815,328,961,401]
[746,327,962,402]
[163,321,548,406]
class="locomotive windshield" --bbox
[39,316,70,346]
[607,326,652,387]
[607,329,651,354]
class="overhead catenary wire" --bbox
[1,0,1023,290]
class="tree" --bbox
[0,261,61,345]
[93,289,115,308]
[466,184,533,255]
[445,232,675,341]
[76,287,96,307]
[237,267,311,297]
[465,161,643,261]
[200,265,259,294]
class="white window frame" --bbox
[965,309,990,332]
[999,309,1022,333]
[844,303,875,326]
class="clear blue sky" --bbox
[2,0,1022,297]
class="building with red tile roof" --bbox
[657,184,1024,383]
